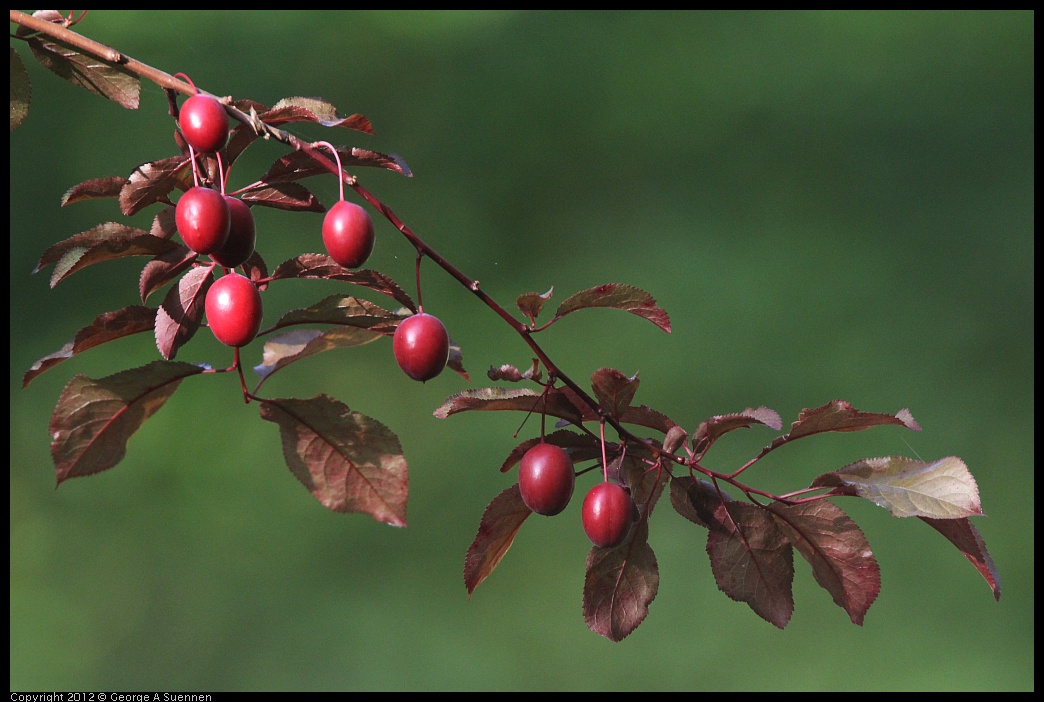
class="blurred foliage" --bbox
[10,10,1033,691]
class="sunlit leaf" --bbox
[120,156,192,216]
[51,361,204,485]
[34,223,179,287]
[464,484,532,596]
[263,97,374,133]
[553,283,671,333]
[582,520,659,642]
[139,246,196,302]
[784,400,921,441]
[433,387,585,426]
[517,287,553,321]
[270,254,415,310]
[259,394,408,527]
[267,295,399,334]
[919,516,1001,601]
[154,266,213,360]
[810,455,982,519]
[240,182,325,212]
[258,146,412,183]
[61,176,129,206]
[692,406,783,454]
[253,326,384,382]
[23,306,157,387]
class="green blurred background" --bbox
[10,10,1033,691]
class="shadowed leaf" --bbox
[433,387,585,426]
[259,146,412,183]
[517,287,553,321]
[253,327,384,383]
[11,47,30,132]
[920,516,1001,601]
[50,361,204,485]
[693,406,783,455]
[582,520,659,642]
[464,484,532,596]
[810,456,982,519]
[240,182,325,212]
[154,266,213,360]
[785,400,921,441]
[139,246,196,302]
[553,283,671,333]
[259,395,408,527]
[270,254,415,310]
[34,223,179,287]
[669,475,720,530]
[766,500,880,626]
[120,156,192,216]
[23,306,157,387]
[591,368,639,420]
[61,176,129,206]
[499,430,601,473]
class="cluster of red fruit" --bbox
[518,442,637,548]
[174,91,450,382]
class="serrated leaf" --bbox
[258,146,412,183]
[553,283,671,333]
[270,254,415,310]
[139,246,196,302]
[498,430,601,473]
[155,266,213,360]
[34,223,180,287]
[810,456,982,519]
[267,295,400,334]
[692,406,783,454]
[149,206,178,240]
[766,500,880,626]
[919,516,1001,601]
[706,500,795,629]
[669,475,721,530]
[253,326,384,383]
[582,520,659,642]
[464,484,532,596]
[785,400,921,441]
[24,25,140,109]
[120,156,192,216]
[591,368,639,420]
[23,306,158,387]
[263,98,374,133]
[11,47,31,132]
[240,181,325,212]
[432,387,585,426]
[50,361,204,485]
[61,176,129,206]
[517,287,553,321]
[259,394,408,527]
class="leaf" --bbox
[591,368,639,420]
[139,246,196,302]
[765,500,881,626]
[498,430,601,473]
[258,146,412,183]
[432,387,585,426]
[705,500,795,629]
[259,395,408,527]
[784,400,921,441]
[919,517,1001,601]
[23,15,140,109]
[34,223,180,287]
[810,456,982,519]
[23,306,158,387]
[618,404,680,435]
[517,287,553,321]
[692,406,783,455]
[120,156,192,216]
[553,283,671,333]
[669,475,721,530]
[262,97,374,133]
[582,520,659,642]
[463,484,532,596]
[154,266,213,361]
[662,425,688,454]
[266,295,399,334]
[253,326,385,383]
[240,182,325,212]
[10,47,31,132]
[270,254,416,310]
[61,176,129,206]
[50,361,204,485]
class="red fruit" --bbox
[392,312,450,381]
[322,200,375,268]
[581,481,634,549]
[176,187,230,255]
[178,94,229,153]
[205,273,262,347]
[518,443,575,516]
[210,196,256,268]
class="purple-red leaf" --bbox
[259,394,408,527]
[11,47,30,132]
[154,266,213,360]
[692,406,783,455]
[498,430,601,473]
[261,97,374,133]
[765,500,881,626]
[669,475,720,530]
[517,287,553,322]
[433,387,585,426]
[22,12,140,110]
[706,500,795,629]
[582,520,659,642]
[259,146,412,184]
[553,283,671,333]
[464,484,532,596]
[785,400,921,441]
[253,327,385,383]
[139,246,197,302]
[919,516,1001,601]
[270,254,415,310]
[240,182,325,212]
[591,368,639,420]
[810,456,982,519]
[266,295,399,334]
[23,306,158,388]
[119,156,192,216]
[61,177,129,206]
[50,360,204,485]
[34,223,180,287]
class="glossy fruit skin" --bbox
[392,313,450,381]
[322,200,375,268]
[582,481,635,549]
[210,196,256,268]
[205,273,263,347]
[179,94,229,153]
[176,186,230,255]
[518,443,575,516]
